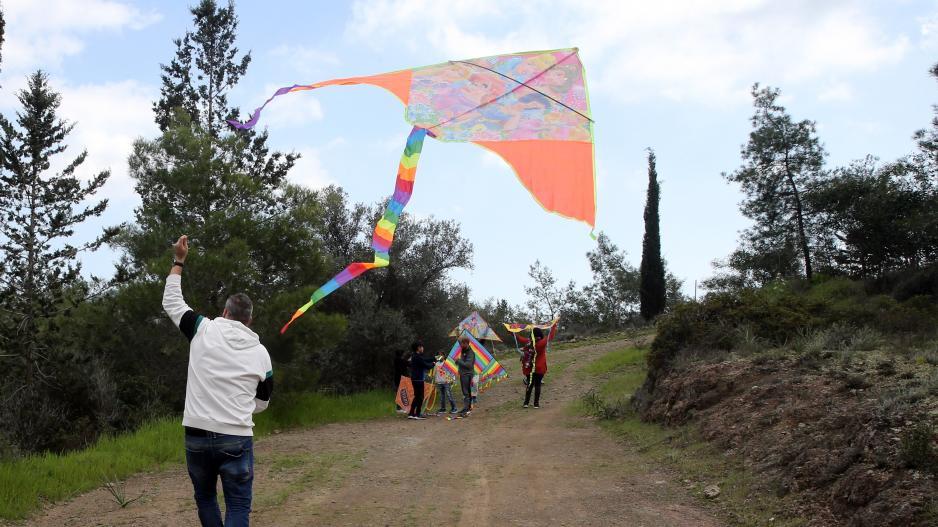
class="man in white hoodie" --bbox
[163,235,272,527]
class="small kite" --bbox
[449,311,503,342]
[229,49,596,332]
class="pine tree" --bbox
[0,71,115,385]
[639,149,666,320]
[0,6,5,81]
[725,84,825,280]
[154,0,248,138]
[121,0,301,290]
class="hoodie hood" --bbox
[214,317,261,350]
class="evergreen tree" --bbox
[0,72,117,451]
[585,233,640,327]
[913,62,938,170]
[0,6,5,80]
[639,149,666,320]
[0,71,115,384]
[725,84,825,280]
[120,0,302,292]
[154,0,248,138]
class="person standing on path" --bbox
[455,336,476,417]
[518,324,557,408]
[407,340,436,420]
[162,235,273,527]
[433,353,458,415]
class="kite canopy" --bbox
[231,48,596,228]
[504,318,560,334]
[229,49,595,332]
[449,311,503,342]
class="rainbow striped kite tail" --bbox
[280,299,315,334]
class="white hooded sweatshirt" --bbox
[163,274,272,436]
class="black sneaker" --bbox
[533,405,540,408]
[523,404,529,408]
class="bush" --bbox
[899,421,937,472]
[582,390,629,420]
[891,264,938,301]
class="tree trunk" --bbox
[787,173,813,280]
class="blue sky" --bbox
[2,0,938,307]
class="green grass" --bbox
[0,417,182,520]
[0,389,393,520]
[576,347,806,527]
[253,390,394,436]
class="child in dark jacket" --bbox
[455,336,476,417]
[408,340,436,419]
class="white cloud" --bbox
[2,0,161,73]
[375,130,411,152]
[268,45,341,77]
[258,84,326,127]
[347,0,910,105]
[289,146,334,189]
[919,10,938,48]
[55,79,159,201]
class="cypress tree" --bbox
[640,149,666,320]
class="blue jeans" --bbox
[184,431,254,527]
[436,383,456,411]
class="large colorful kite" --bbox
[229,49,596,332]
[440,332,507,391]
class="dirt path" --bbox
[22,339,723,526]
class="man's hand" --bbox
[173,235,189,262]
[170,235,189,276]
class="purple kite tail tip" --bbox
[227,115,259,130]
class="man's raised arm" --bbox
[162,235,203,341]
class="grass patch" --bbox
[0,389,392,520]
[583,346,646,375]
[253,390,393,436]
[0,416,182,520]
[577,347,806,527]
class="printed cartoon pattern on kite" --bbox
[229,49,595,332]
[406,50,591,141]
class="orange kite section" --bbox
[474,139,596,227]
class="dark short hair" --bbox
[533,327,544,339]
[225,293,253,324]
[410,340,423,352]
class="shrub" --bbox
[899,421,937,472]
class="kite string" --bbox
[280,126,428,333]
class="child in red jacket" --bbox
[518,323,557,408]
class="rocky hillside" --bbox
[635,349,938,526]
